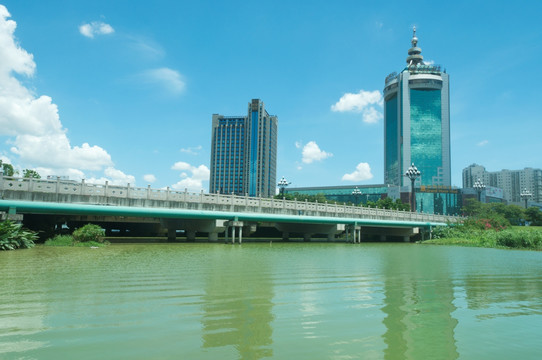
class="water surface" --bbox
[1,243,542,359]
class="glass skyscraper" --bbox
[384,28,451,188]
[210,99,278,198]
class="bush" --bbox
[0,220,38,250]
[72,224,105,243]
[45,234,75,246]
[495,229,542,249]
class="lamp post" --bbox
[520,188,532,209]
[278,176,290,197]
[404,163,421,212]
[473,178,485,202]
[352,186,361,205]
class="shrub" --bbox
[45,234,75,246]
[0,220,37,250]
[72,224,105,243]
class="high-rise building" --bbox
[462,164,542,204]
[384,28,451,188]
[209,99,278,198]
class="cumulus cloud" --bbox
[301,141,332,164]
[331,90,383,124]
[79,21,114,38]
[342,162,374,182]
[143,174,157,183]
[171,161,210,192]
[477,140,489,147]
[138,67,185,95]
[86,167,136,186]
[180,145,202,155]
[0,6,116,178]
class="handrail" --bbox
[0,175,462,224]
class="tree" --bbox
[525,207,542,226]
[0,160,14,176]
[22,169,41,179]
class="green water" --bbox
[1,243,542,359]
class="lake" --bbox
[1,243,542,359]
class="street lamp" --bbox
[404,163,421,212]
[473,178,486,202]
[520,188,532,209]
[278,176,290,197]
[352,186,362,205]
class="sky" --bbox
[0,0,541,192]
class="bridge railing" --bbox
[0,176,461,224]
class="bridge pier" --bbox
[225,220,244,244]
[167,228,176,242]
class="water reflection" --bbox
[380,245,459,360]
[201,246,274,359]
[1,244,542,359]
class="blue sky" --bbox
[0,1,541,192]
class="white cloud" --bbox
[127,35,165,60]
[362,106,383,124]
[86,167,136,186]
[301,141,332,164]
[79,21,114,38]
[295,141,302,149]
[331,90,383,112]
[139,67,185,95]
[143,174,156,183]
[180,145,202,155]
[171,162,210,192]
[0,6,115,178]
[331,90,383,124]
[477,140,489,147]
[342,162,374,182]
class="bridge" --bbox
[0,176,461,243]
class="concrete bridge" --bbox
[0,176,461,242]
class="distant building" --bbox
[209,99,278,197]
[285,184,461,216]
[462,164,542,204]
[384,27,451,188]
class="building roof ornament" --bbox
[406,26,424,66]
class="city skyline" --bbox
[0,1,541,192]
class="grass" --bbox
[423,226,542,250]
[45,234,109,247]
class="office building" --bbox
[462,164,542,204]
[209,99,278,198]
[384,28,451,188]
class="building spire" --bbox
[406,26,424,66]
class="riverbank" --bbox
[422,226,542,250]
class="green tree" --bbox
[0,160,15,176]
[525,207,542,226]
[22,169,41,179]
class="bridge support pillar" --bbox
[282,231,289,241]
[186,230,196,241]
[226,221,244,244]
[167,228,176,242]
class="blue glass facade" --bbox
[410,89,442,186]
[385,93,399,186]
